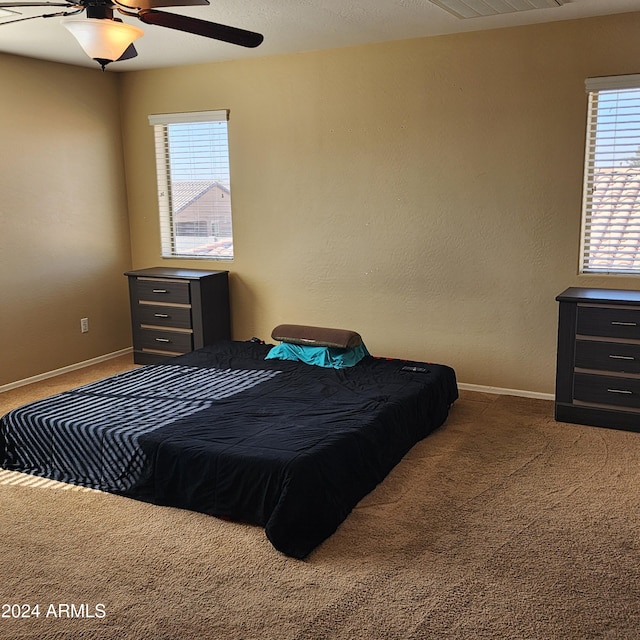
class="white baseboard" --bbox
[1,351,554,402]
[0,348,133,394]
[457,382,554,401]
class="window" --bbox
[149,110,233,259]
[580,75,640,274]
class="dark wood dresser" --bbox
[555,287,640,432]
[125,267,230,365]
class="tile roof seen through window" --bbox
[171,180,230,214]
[587,167,640,271]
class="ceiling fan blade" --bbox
[116,0,208,8]
[0,6,79,23]
[117,42,138,61]
[138,9,263,48]
[0,1,73,6]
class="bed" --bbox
[0,337,457,558]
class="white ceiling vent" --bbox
[428,0,564,19]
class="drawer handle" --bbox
[154,313,170,318]
[154,338,171,343]
[611,321,637,327]
[607,388,633,395]
[152,289,169,294]
[609,354,635,361]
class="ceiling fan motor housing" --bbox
[85,4,115,20]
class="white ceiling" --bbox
[0,0,639,72]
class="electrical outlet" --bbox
[80,317,89,333]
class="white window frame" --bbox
[148,110,234,260]
[580,75,640,275]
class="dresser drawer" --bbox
[574,373,640,409]
[133,278,191,304]
[136,304,192,329]
[137,328,193,354]
[575,340,640,374]
[577,306,640,340]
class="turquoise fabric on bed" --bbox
[265,342,370,368]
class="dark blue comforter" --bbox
[1,341,457,558]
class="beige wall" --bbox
[120,13,640,395]
[0,54,132,387]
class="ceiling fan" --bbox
[0,0,264,70]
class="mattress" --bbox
[0,340,458,558]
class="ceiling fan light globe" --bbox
[62,18,143,64]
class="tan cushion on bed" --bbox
[271,324,363,349]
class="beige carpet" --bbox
[1,358,640,639]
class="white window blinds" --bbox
[148,110,233,259]
[580,75,640,274]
